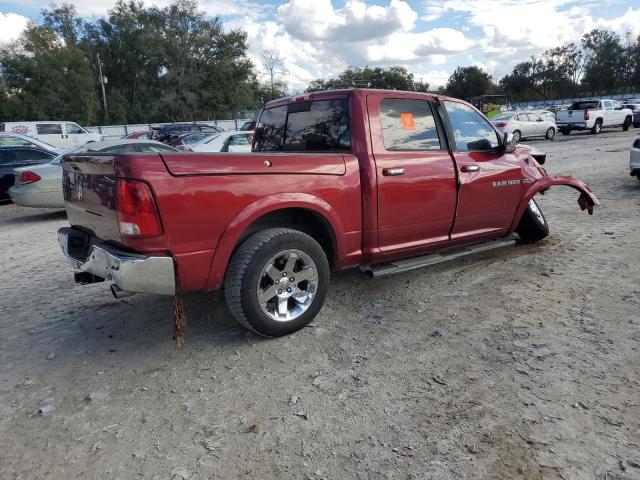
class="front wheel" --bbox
[545,127,555,140]
[225,228,330,337]
[516,198,549,243]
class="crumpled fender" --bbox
[508,176,599,234]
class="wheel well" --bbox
[595,117,603,123]
[234,208,337,269]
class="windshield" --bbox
[49,145,85,165]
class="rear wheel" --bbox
[591,120,602,134]
[633,123,640,128]
[559,128,570,135]
[512,130,521,143]
[623,116,631,131]
[516,198,549,243]
[225,228,330,337]
[545,127,555,140]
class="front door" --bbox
[368,94,458,252]
[442,100,525,240]
[65,123,87,146]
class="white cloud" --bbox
[0,12,29,44]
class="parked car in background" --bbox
[0,146,57,202]
[0,121,102,148]
[492,112,556,142]
[57,88,598,338]
[170,133,210,149]
[123,131,153,140]
[9,140,179,209]
[630,136,640,181]
[240,121,256,131]
[621,103,640,128]
[0,132,65,154]
[154,123,225,143]
[556,100,632,135]
[532,110,557,122]
[187,131,253,153]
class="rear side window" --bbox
[0,150,17,163]
[380,99,441,151]
[36,123,63,135]
[254,99,350,152]
[15,149,54,160]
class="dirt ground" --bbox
[0,128,639,480]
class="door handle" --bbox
[460,165,480,172]
[382,168,405,176]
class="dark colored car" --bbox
[240,121,256,131]
[154,124,224,143]
[169,132,210,148]
[622,104,640,128]
[0,146,57,202]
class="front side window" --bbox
[36,123,63,135]
[66,123,86,134]
[379,99,441,151]
[444,101,500,151]
[254,99,350,152]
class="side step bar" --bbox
[362,238,518,278]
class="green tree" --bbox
[306,66,429,92]
[581,29,624,94]
[444,66,494,99]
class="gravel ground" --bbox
[0,128,639,480]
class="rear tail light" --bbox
[584,110,589,120]
[116,179,162,238]
[18,171,41,184]
[494,122,507,128]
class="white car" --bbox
[0,132,65,154]
[0,121,102,148]
[491,112,557,143]
[188,131,254,153]
[631,136,640,181]
[9,140,178,208]
[556,99,633,135]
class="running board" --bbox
[363,238,518,278]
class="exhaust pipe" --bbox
[110,284,136,299]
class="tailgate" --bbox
[62,154,121,244]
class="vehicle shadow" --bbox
[4,209,66,224]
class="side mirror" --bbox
[503,132,516,153]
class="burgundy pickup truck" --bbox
[58,89,598,337]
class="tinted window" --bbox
[254,106,287,151]
[36,124,63,135]
[380,99,441,151]
[66,123,85,134]
[569,101,599,110]
[254,99,350,152]
[444,101,500,151]
[15,149,54,161]
[0,150,17,163]
[100,144,138,153]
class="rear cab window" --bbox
[254,98,350,152]
[569,101,599,110]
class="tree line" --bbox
[0,0,286,125]
[1,0,640,126]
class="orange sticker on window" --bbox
[400,112,416,130]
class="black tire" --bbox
[224,228,330,337]
[623,116,631,131]
[516,198,549,243]
[512,130,521,143]
[545,127,555,140]
[633,123,640,128]
[559,128,570,135]
[591,120,602,134]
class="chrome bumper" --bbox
[57,227,176,295]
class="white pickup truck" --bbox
[556,99,632,135]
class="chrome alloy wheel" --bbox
[529,199,545,225]
[256,249,319,322]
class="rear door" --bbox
[442,100,524,240]
[368,94,457,252]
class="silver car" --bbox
[492,111,557,143]
[9,139,178,208]
[631,136,640,181]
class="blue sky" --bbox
[1,0,639,91]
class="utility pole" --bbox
[96,53,108,121]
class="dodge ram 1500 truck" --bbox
[556,99,632,135]
[58,89,599,337]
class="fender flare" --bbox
[206,193,346,290]
[507,176,599,234]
